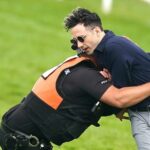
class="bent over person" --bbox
[0,54,150,150]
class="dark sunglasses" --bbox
[70,35,86,44]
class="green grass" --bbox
[0,0,149,150]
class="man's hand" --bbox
[115,109,129,121]
[100,68,111,80]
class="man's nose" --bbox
[77,41,84,48]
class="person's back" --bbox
[0,55,113,150]
[22,61,105,145]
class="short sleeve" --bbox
[76,67,112,100]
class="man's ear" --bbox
[93,26,102,37]
[94,26,101,33]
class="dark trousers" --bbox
[0,127,6,150]
[0,104,52,150]
[3,104,43,137]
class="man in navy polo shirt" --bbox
[64,7,150,150]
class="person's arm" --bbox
[100,82,150,108]
[76,65,150,109]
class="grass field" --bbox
[0,0,149,150]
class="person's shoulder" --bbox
[104,37,123,55]
[76,62,98,73]
[71,61,97,73]
[106,35,124,47]
[105,34,134,55]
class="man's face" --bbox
[70,24,102,55]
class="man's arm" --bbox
[100,82,150,108]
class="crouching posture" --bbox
[0,54,150,150]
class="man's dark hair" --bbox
[64,8,103,31]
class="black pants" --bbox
[3,104,44,136]
[0,104,52,150]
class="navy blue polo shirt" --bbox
[94,30,150,109]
